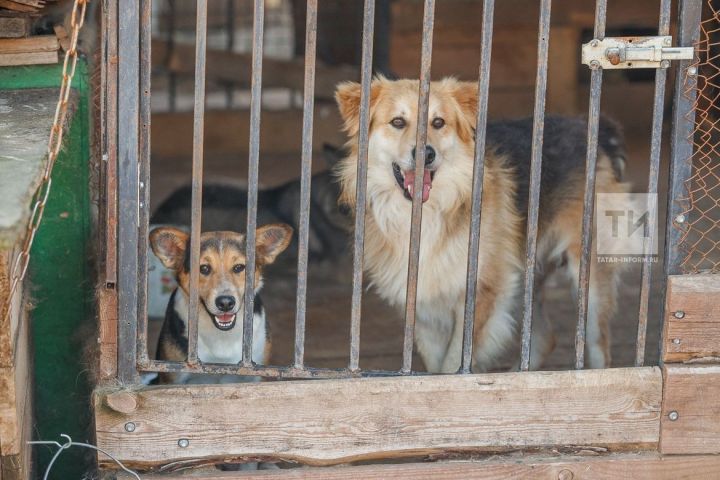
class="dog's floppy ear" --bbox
[255,223,293,265]
[335,79,383,136]
[451,81,479,143]
[149,227,189,271]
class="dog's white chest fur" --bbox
[174,291,267,365]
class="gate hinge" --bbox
[582,36,694,69]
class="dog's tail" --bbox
[598,116,627,182]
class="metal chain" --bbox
[2,0,88,325]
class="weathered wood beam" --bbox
[95,368,662,469]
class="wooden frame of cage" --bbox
[93,0,720,477]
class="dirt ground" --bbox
[147,137,667,373]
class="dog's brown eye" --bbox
[390,117,406,129]
[432,117,445,129]
[200,264,211,275]
[232,264,245,274]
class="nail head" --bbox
[668,411,679,421]
[124,422,136,432]
[674,311,685,319]
[178,438,190,448]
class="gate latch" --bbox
[582,36,694,69]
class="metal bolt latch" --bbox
[674,311,685,319]
[582,36,693,69]
[668,411,679,421]
[178,438,190,448]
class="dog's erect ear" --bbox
[450,81,479,143]
[255,223,293,265]
[335,79,383,136]
[149,227,189,270]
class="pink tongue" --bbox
[216,314,234,323]
[403,169,433,202]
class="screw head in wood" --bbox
[178,438,190,448]
[124,422,136,432]
[668,411,679,421]
[672,338,681,345]
[558,469,574,480]
[675,214,686,224]
[674,311,685,319]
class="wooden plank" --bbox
[152,40,357,100]
[661,364,720,454]
[95,368,662,469]
[0,0,37,13]
[117,453,720,480]
[97,285,118,381]
[0,35,57,53]
[0,17,31,38]
[151,108,346,159]
[662,274,720,363]
[0,50,58,66]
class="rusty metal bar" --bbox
[402,0,436,374]
[140,359,412,380]
[102,0,118,288]
[348,0,376,372]
[166,0,177,112]
[225,0,236,107]
[636,0,672,367]
[519,0,552,372]
[136,0,152,366]
[243,0,265,366]
[575,0,607,370]
[293,0,318,369]
[187,0,208,366]
[460,0,495,374]
[117,0,140,383]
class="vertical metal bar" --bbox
[519,0,552,372]
[661,0,702,363]
[665,0,702,276]
[460,0,495,374]
[402,0,436,374]
[103,0,118,287]
[117,0,140,383]
[293,0,318,369]
[635,0,672,367]
[225,0,236,107]
[348,0,376,372]
[243,0,265,366]
[187,0,208,365]
[137,0,153,366]
[575,0,607,370]
[167,0,177,112]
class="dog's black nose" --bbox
[215,296,236,312]
[411,145,436,166]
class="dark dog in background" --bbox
[151,144,351,266]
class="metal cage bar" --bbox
[575,0,607,370]
[460,0,495,374]
[401,0,436,374]
[519,0,552,372]
[635,0,672,367]
[242,0,266,367]
[348,0,376,373]
[293,0,319,369]
[186,0,208,366]
[117,0,140,383]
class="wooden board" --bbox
[0,17,31,39]
[97,285,118,381]
[151,108,346,159]
[152,40,357,100]
[662,274,720,363]
[0,50,57,66]
[117,453,720,480]
[95,368,662,469]
[0,35,57,54]
[660,364,720,455]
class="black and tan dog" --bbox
[335,76,629,373]
[149,224,293,384]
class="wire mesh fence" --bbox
[678,0,720,273]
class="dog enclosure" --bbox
[92,0,720,476]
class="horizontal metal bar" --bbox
[520,0,552,372]
[139,360,419,380]
[186,0,208,366]
[461,0,495,374]
[402,0,435,375]
[348,0,376,372]
[294,0,318,369]
[243,0,265,367]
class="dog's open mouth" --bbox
[213,313,236,331]
[392,163,435,203]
